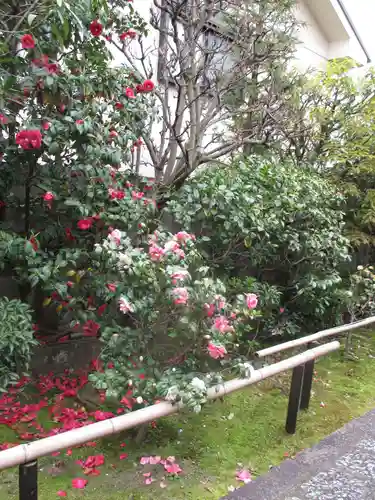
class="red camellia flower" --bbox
[90,20,103,37]
[77,218,93,230]
[41,121,50,130]
[76,119,84,125]
[29,236,39,251]
[0,114,8,125]
[142,80,155,92]
[115,102,124,110]
[47,63,59,74]
[21,34,35,49]
[43,191,54,209]
[83,320,100,337]
[16,129,42,150]
[136,84,144,93]
[125,87,136,99]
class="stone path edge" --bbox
[220,408,375,500]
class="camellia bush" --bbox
[167,156,352,338]
[0,1,261,408]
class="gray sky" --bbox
[343,0,375,60]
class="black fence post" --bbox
[285,364,304,434]
[19,460,38,500]
[300,358,314,410]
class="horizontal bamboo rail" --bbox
[0,341,340,470]
[255,316,375,359]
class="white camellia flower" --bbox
[190,377,206,391]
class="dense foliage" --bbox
[168,157,352,338]
[0,298,36,391]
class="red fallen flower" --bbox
[83,467,101,476]
[77,218,93,230]
[72,478,88,489]
[142,80,155,92]
[115,102,124,110]
[93,410,115,421]
[119,453,128,460]
[76,119,84,125]
[90,20,103,37]
[83,454,104,468]
[125,87,136,99]
[106,283,117,293]
[21,34,35,49]
[109,129,118,138]
[16,129,42,150]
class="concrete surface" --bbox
[221,408,375,500]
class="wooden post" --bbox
[19,460,38,500]
[285,364,304,434]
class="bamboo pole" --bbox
[0,341,340,470]
[255,316,375,359]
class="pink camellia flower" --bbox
[72,478,88,489]
[132,190,144,200]
[245,293,258,310]
[142,80,155,92]
[21,34,35,49]
[171,270,190,284]
[204,303,215,317]
[77,218,93,230]
[16,129,42,150]
[108,228,122,245]
[149,245,165,262]
[42,121,50,131]
[213,315,234,334]
[119,296,134,314]
[279,307,285,313]
[164,240,180,252]
[76,119,84,125]
[207,343,227,359]
[57,491,67,497]
[0,114,8,125]
[174,248,185,260]
[125,87,136,99]
[172,287,189,305]
[175,231,195,243]
[109,129,118,138]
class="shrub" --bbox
[87,228,262,412]
[0,298,37,391]
[167,156,351,338]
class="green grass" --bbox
[1,332,375,499]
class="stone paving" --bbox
[221,408,375,500]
